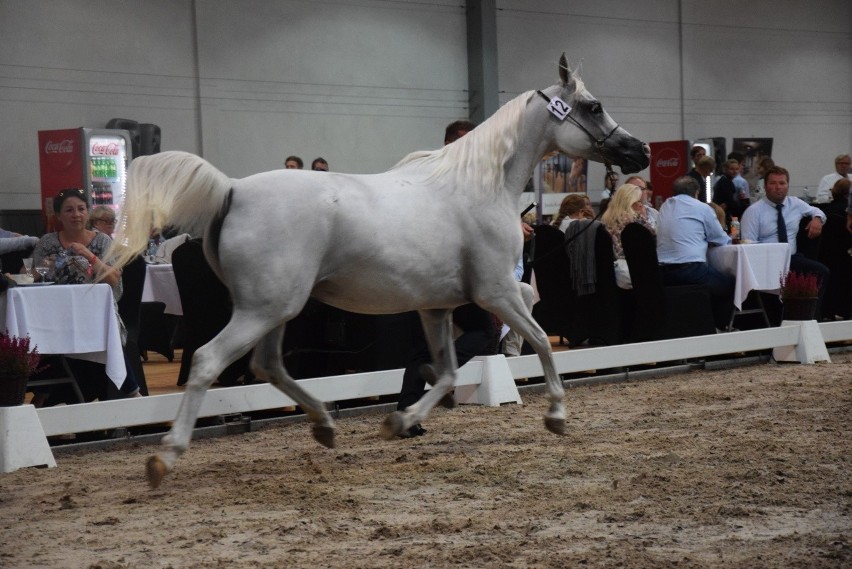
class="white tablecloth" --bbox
[707,243,791,310]
[0,283,126,387]
[142,263,183,315]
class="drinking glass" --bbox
[22,258,33,274]
[35,260,50,282]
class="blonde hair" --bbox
[601,184,642,229]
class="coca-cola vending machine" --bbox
[649,140,689,203]
[38,128,132,232]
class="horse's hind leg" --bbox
[250,324,336,448]
[147,309,274,488]
[480,285,567,435]
[381,309,456,439]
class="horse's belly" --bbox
[311,276,466,315]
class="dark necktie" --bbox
[776,203,787,243]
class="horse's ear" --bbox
[559,53,571,85]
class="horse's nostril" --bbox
[642,143,651,156]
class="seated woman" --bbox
[601,183,655,289]
[87,205,117,235]
[552,193,595,232]
[31,188,141,403]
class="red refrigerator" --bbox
[648,140,689,204]
[38,128,133,232]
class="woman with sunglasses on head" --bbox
[31,188,141,403]
[33,189,121,288]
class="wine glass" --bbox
[22,258,33,275]
[35,260,50,282]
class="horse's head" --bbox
[540,54,650,174]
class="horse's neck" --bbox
[503,106,555,196]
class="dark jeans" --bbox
[661,261,735,330]
[397,304,495,411]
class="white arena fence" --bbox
[1,320,849,473]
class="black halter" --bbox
[536,89,619,175]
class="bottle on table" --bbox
[730,216,741,244]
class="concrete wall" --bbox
[1,0,849,220]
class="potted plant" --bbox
[780,271,820,321]
[0,331,43,406]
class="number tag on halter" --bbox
[546,96,571,121]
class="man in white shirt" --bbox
[816,154,851,203]
[741,165,829,319]
[657,176,734,330]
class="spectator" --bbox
[816,154,851,204]
[552,194,594,232]
[712,159,743,224]
[626,175,658,230]
[284,155,303,169]
[727,152,751,208]
[0,227,38,257]
[740,166,829,319]
[690,145,706,167]
[395,119,498,438]
[87,205,117,235]
[31,188,140,403]
[311,157,329,172]
[687,155,716,203]
[818,178,851,320]
[601,183,654,289]
[657,176,734,330]
[601,171,619,201]
[752,157,775,203]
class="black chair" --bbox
[116,254,148,395]
[530,224,573,344]
[138,301,178,362]
[817,205,852,319]
[796,216,822,261]
[172,239,253,386]
[567,224,624,346]
[621,223,716,341]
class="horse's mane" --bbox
[392,90,537,193]
[392,73,586,195]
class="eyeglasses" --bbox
[93,218,116,225]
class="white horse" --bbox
[108,55,649,488]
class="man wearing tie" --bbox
[740,165,829,319]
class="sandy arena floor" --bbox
[1,352,850,568]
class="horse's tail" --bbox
[107,151,232,272]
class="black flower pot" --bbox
[781,297,818,321]
[0,374,28,406]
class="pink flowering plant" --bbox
[0,331,44,378]
[780,271,820,300]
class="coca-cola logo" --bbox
[91,142,120,156]
[44,139,74,154]
[653,148,682,178]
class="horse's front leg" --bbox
[146,311,274,488]
[380,309,456,439]
[481,284,567,435]
[250,324,336,448]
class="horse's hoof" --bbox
[419,363,439,386]
[439,392,456,409]
[380,412,405,440]
[146,455,169,489]
[543,416,567,436]
[312,424,336,449]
